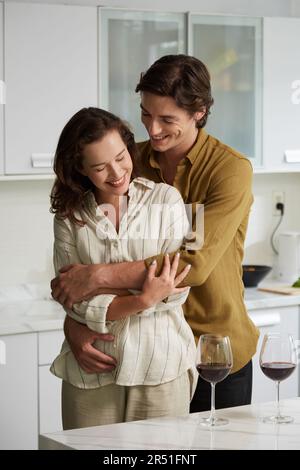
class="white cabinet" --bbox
[0,329,64,449]
[0,333,38,449]
[99,8,186,141]
[39,365,62,435]
[263,18,300,172]
[250,306,299,404]
[4,2,98,175]
[38,331,64,434]
[0,2,4,175]
[190,15,263,168]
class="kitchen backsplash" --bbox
[1,172,300,285]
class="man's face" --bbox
[140,92,204,153]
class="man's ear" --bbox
[194,109,206,122]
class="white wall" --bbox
[0,180,54,285]
[244,173,300,276]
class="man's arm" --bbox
[51,260,147,309]
[143,158,253,287]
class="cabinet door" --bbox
[190,15,262,167]
[38,331,64,434]
[4,2,98,174]
[99,9,186,141]
[250,306,299,404]
[39,365,62,434]
[263,18,300,172]
[0,2,4,175]
[0,333,38,450]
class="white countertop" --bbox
[0,281,300,336]
[244,284,300,310]
[39,397,300,450]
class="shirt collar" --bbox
[84,177,155,212]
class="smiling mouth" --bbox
[106,174,126,187]
[151,135,168,142]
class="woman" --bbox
[50,107,197,429]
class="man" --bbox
[51,55,259,411]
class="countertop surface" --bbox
[39,397,300,450]
[0,281,300,336]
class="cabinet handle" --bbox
[0,80,6,105]
[0,339,6,365]
[31,153,54,168]
[284,150,300,163]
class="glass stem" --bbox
[276,381,281,418]
[210,382,216,424]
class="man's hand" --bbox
[51,264,101,308]
[64,316,117,374]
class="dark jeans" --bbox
[190,360,253,413]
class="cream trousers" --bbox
[62,372,191,430]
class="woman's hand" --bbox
[140,253,191,308]
[64,316,117,374]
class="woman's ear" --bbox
[79,168,87,177]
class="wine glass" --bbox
[196,334,233,427]
[260,333,297,424]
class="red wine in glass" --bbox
[260,333,297,424]
[261,362,296,381]
[196,363,231,383]
[196,334,233,427]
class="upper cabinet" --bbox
[99,9,186,141]
[190,15,263,168]
[263,17,300,172]
[4,2,98,175]
[1,5,300,176]
[0,3,4,175]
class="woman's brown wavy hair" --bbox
[50,107,140,226]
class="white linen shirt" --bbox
[50,177,197,390]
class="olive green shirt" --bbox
[138,129,259,373]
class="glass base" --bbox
[262,415,294,424]
[199,416,229,427]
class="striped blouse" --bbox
[50,177,197,390]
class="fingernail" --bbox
[187,264,191,269]
[166,253,169,257]
[151,260,157,265]
[176,252,180,257]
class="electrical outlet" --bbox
[272,191,285,215]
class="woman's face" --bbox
[140,92,204,153]
[81,129,133,200]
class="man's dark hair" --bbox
[135,54,214,128]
